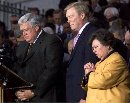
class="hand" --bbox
[79,99,86,103]
[15,89,34,101]
[84,62,95,75]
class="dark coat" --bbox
[13,31,64,102]
[66,23,98,102]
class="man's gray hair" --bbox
[18,13,42,27]
[64,2,89,17]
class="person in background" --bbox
[59,0,78,10]
[81,28,130,103]
[0,21,8,41]
[43,22,55,34]
[16,33,25,45]
[104,7,123,28]
[67,39,74,55]
[0,20,16,102]
[53,9,64,36]
[107,16,128,62]
[0,20,15,68]
[109,24,125,42]
[9,15,19,31]
[45,8,55,23]
[124,29,130,71]
[9,15,19,36]
[64,2,98,102]
[61,19,73,52]
[28,7,40,15]
[125,29,130,49]
[8,15,20,47]
[119,0,130,29]
[13,13,64,102]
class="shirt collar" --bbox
[33,29,43,44]
[78,22,90,34]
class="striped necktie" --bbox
[73,34,80,48]
[57,26,61,35]
[27,43,33,55]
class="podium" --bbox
[0,63,33,103]
[0,82,3,103]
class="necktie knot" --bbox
[57,26,61,35]
[29,43,33,46]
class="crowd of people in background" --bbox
[0,0,130,102]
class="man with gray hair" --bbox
[13,13,63,102]
[65,2,98,102]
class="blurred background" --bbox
[0,0,60,29]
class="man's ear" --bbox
[80,12,85,19]
[35,25,40,31]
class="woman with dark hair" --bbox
[81,29,130,103]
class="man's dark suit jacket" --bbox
[13,31,64,102]
[66,23,98,102]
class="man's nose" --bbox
[67,19,70,23]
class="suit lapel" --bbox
[23,46,35,62]
[21,43,29,61]
[23,31,45,62]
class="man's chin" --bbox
[25,40,30,43]
[71,28,77,31]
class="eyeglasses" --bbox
[21,27,33,34]
[124,42,130,47]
